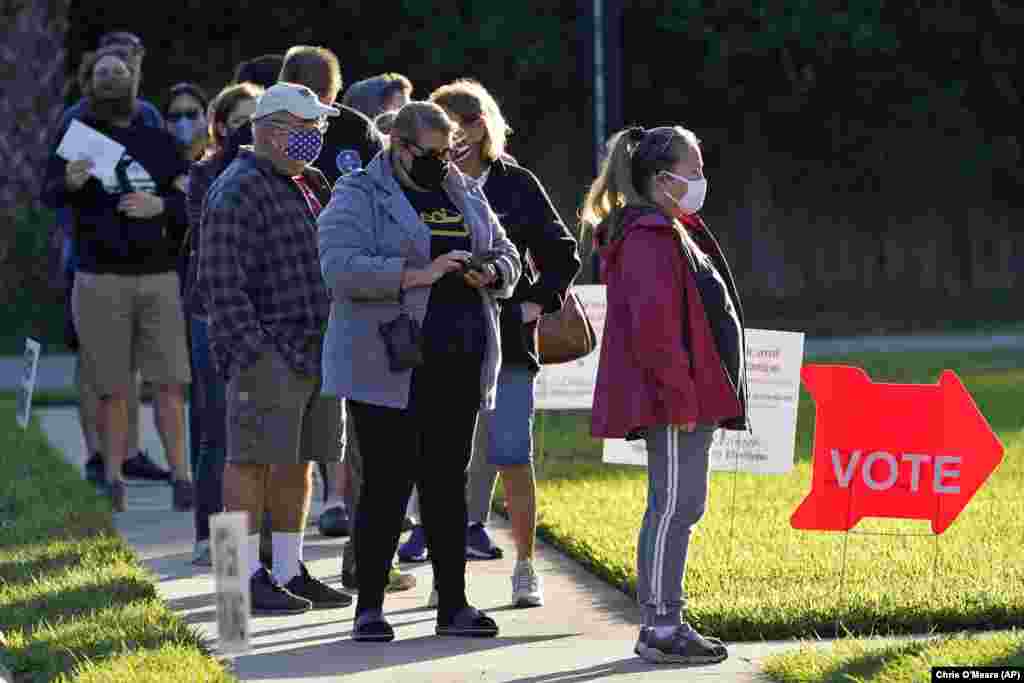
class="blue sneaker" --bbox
[466,523,503,560]
[398,525,429,563]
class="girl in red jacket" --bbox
[581,125,749,665]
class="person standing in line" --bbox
[198,82,352,614]
[317,101,520,641]
[422,80,581,609]
[183,81,263,566]
[581,124,750,664]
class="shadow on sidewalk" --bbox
[230,633,581,679]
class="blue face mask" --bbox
[284,127,324,164]
[173,117,201,145]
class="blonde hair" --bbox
[580,125,700,246]
[387,101,454,150]
[429,79,511,162]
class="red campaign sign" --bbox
[791,364,1004,534]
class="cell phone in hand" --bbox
[462,249,502,274]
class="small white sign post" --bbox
[209,511,252,657]
[602,328,805,474]
[15,338,41,430]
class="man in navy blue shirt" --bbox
[43,47,193,513]
[51,32,170,487]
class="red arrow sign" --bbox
[791,364,1004,534]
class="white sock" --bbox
[272,532,303,585]
[248,534,262,578]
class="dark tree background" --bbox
[4,1,1021,337]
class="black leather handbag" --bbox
[379,293,423,372]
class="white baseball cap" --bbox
[251,82,340,122]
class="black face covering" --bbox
[88,80,137,123]
[408,153,450,192]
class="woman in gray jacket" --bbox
[317,101,520,642]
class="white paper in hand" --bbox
[56,120,126,186]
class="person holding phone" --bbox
[424,79,581,610]
[317,101,520,642]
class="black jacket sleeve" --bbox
[515,168,581,314]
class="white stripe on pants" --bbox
[636,424,714,626]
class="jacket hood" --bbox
[597,206,677,271]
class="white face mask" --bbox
[661,170,708,214]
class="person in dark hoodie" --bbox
[42,47,194,513]
[182,80,263,566]
[581,125,749,665]
[427,79,581,608]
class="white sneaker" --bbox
[511,560,543,607]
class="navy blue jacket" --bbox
[317,104,383,188]
[42,114,189,275]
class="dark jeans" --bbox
[190,316,227,542]
[348,355,481,618]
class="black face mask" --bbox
[408,153,449,192]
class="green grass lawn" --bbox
[521,349,1024,642]
[763,629,1024,682]
[0,399,233,682]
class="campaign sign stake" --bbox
[15,338,41,430]
[791,365,1004,534]
[210,512,251,656]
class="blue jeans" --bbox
[189,317,227,542]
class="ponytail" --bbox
[579,127,656,247]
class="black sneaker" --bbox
[284,562,353,609]
[122,450,171,481]
[85,453,104,484]
[171,479,194,511]
[639,623,728,665]
[317,505,351,537]
[436,606,499,638]
[250,567,311,616]
[353,609,394,642]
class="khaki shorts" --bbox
[225,349,342,465]
[71,271,191,397]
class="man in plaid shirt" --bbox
[198,82,351,616]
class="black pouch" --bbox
[378,295,423,372]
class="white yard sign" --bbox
[601,328,805,475]
[15,338,41,430]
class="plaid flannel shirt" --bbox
[197,149,330,380]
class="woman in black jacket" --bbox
[423,79,581,608]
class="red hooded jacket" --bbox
[591,207,744,438]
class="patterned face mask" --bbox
[284,127,324,164]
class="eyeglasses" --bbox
[400,137,452,162]
[167,109,203,121]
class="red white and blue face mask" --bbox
[284,127,324,164]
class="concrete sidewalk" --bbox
[37,405,808,682]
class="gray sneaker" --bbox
[639,623,728,665]
[511,559,543,607]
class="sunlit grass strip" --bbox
[524,351,1024,641]
[762,629,1024,682]
[0,400,234,682]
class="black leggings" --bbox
[349,357,481,619]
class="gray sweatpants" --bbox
[637,424,715,628]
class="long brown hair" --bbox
[580,125,700,247]
[207,82,263,149]
[429,79,511,162]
